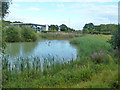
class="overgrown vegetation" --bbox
[3,25,38,42]
[109,28,120,50]
[2,35,119,88]
[70,35,111,60]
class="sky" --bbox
[5,0,118,30]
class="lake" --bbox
[4,40,78,70]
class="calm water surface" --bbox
[5,40,78,63]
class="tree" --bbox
[59,24,68,31]
[49,25,59,31]
[83,23,95,33]
[21,26,38,42]
[94,24,117,35]
[83,28,89,34]
[13,21,23,23]
[5,26,21,42]
[110,26,120,52]
[0,1,12,50]
[1,1,12,18]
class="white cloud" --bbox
[56,3,64,7]
[73,4,118,20]
[12,0,118,2]
[28,7,40,11]
[5,1,118,30]
[5,12,51,25]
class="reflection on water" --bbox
[5,40,77,61]
[5,42,39,57]
[4,40,78,71]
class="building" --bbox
[10,23,49,32]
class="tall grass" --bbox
[38,32,82,39]
[2,51,119,88]
[70,35,111,59]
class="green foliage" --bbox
[90,51,109,64]
[1,0,12,51]
[83,23,117,35]
[3,25,38,42]
[72,66,118,88]
[12,21,23,23]
[21,26,38,42]
[95,24,117,35]
[2,35,118,88]
[4,26,21,42]
[2,53,118,88]
[41,31,48,33]
[1,1,11,18]
[59,24,68,31]
[83,28,89,34]
[70,35,111,59]
[2,39,7,50]
[83,23,95,29]
[49,25,59,31]
[83,23,95,33]
[109,28,120,49]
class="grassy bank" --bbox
[2,35,119,88]
[70,35,111,60]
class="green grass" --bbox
[70,35,111,59]
[2,56,119,88]
[93,34,112,41]
[2,35,119,88]
[72,63,118,88]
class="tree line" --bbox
[48,24,75,31]
[83,23,118,35]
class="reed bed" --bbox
[38,32,82,39]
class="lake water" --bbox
[5,40,78,67]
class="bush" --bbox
[21,26,38,42]
[3,26,38,42]
[109,28,120,49]
[48,30,56,32]
[83,28,89,34]
[5,26,21,42]
[90,51,109,64]
[41,31,48,33]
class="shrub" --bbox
[21,26,38,42]
[109,28,120,50]
[5,26,21,42]
[41,31,48,33]
[90,51,109,64]
[83,28,89,34]
[3,25,38,42]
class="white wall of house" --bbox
[46,24,48,31]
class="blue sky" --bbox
[5,0,118,30]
